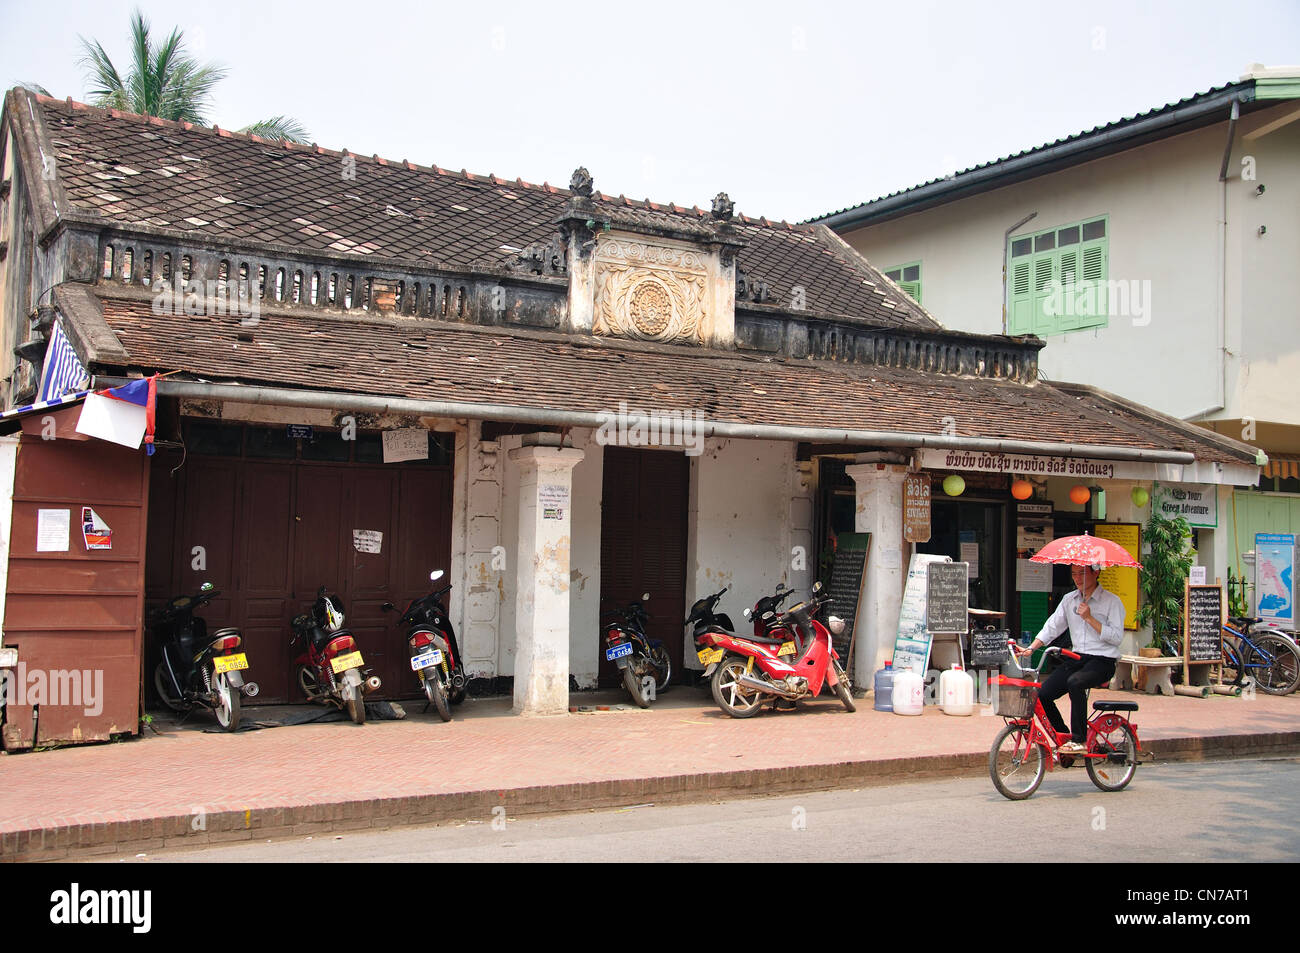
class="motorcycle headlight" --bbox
[827,615,846,636]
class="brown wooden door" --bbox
[598,447,689,686]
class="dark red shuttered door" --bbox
[146,429,453,704]
[598,447,689,686]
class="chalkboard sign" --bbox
[828,533,871,662]
[1185,583,1224,664]
[971,628,1012,667]
[926,562,969,633]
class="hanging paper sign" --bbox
[353,529,383,554]
[81,506,112,550]
[382,429,429,463]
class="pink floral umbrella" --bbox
[1029,533,1142,569]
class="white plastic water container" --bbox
[892,670,924,715]
[939,664,974,716]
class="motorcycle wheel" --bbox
[213,671,241,732]
[345,675,366,725]
[153,661,188,713]
[295,663,325,704]
[831,661,856,713]
[710,656,766,718]
[623,663,650,708]
[648,644,672,695]
[426,675,452,722]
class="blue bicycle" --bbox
[1220,616,1300,695]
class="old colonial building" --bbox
[0,88,1259,748]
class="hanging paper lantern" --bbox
[942,474,966,497]
[1011,478,1033,500]
[1069,485,1091,505]
[1131,486,1149,508]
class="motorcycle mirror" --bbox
[812,581,824,594]
[430,570,445,582]
[743,607,752,618]
[641,592,650,602]
[381,602,394,612]
[200,582,215,592]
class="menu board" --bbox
[1091,522,1140,629]
[827,533,871,660]
[926,562,969,633]
[893,553,952,676]
[971,628,1012,667]
[1184,583,1224,665]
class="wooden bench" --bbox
[1111,655,1181,696]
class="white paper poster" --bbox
[382,429,429,463]
[37,509,71,552]
[1016,558,1052,593]
[540,483,569,521]
[353,529,383,554]
[1189,565,1207,586]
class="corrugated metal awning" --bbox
[1262,454,1300,480]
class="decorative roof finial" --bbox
[570,167,594,198]
[711,192,735,221]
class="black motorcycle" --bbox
[689,583,799,677]
[382,570,467,721]
[603,593,671,708]
[152,582,258,731]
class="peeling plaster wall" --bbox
[567,429,602,689]
[686,437,795,669]
[459,421,502,679]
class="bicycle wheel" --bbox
[1251,635,1300,695]
[1219,637,1244,688]
[1086,719,1138,792]
[989,724,1045,800]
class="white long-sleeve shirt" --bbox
[1035,584,1125,658]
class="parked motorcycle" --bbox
[690,583,798,675]
[696,582,855,718]
[290,586,381,724]
[152,582,258,731]
[382,570,467,721]
[603,593,671,708]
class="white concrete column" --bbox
[508,444,585,715]
[844,463,908,685]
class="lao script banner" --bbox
[918,449,1147,482]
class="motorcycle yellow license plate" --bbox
[330,650,363,674]
[213,653,248,674]
[778,642,796,656]
[697,647,724,666]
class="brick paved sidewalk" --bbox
[2,685,1297,861]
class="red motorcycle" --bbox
[696,582,855,718]
[290,586,382,724]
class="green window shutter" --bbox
[1009,260,1032,334]
[1032,255,1057,335]
[1077,240,1108,329]
[898,281,921,303]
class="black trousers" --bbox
[1038,653,1117,742]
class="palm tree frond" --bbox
[77,35,130,109]
[238,116,311,144]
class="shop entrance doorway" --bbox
[598,446,689,687]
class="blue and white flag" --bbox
[37,321,89,403]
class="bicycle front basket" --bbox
[993,677,1037,718]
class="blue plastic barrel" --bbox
[873,660,895,712]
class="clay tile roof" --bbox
[27,93,938,329]
[88,290,1254,466]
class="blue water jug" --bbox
[873,660,895,712]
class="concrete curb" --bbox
[7,730,1299,861]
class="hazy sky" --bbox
[2,0,1297,222]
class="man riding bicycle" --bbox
[1018,564,1124,754]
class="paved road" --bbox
[98,756,1300,863]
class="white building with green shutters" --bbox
[816,66,1300,599]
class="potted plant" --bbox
[1136,501,1195,657]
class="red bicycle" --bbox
[989,641,1141,800]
